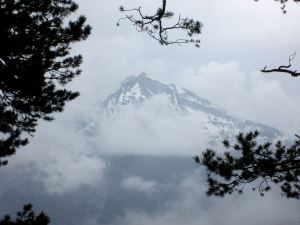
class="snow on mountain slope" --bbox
[79,73,281,154]
[100,73,227,116]
[95,73,280,143]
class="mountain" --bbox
[88,73,281,145]
[101,73,228,117]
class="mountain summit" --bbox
[95,73,281,143]
[101,73,228,116]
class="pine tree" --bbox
[0,204,49,225]
[194,132,300,199]
[0,0,91,166]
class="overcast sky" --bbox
[1,1,300,225]
[67,0,300,132]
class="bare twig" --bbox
[261,52,300,77]
[117,0,202,47]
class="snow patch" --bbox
[175,86,185,95]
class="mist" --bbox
[1,0,300,224]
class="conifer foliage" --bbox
[0,204,49,225]
[0,0,91,166]
[194,131,300,199]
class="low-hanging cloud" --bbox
[103,171,300,225]
[1,0,300,223]
[121,176,157,195]
[5,114,106,195]
[5,61,299,195]
[34,152,105,195]
[85,95,212,156]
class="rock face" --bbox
[92,73,280,145]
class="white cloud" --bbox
[2,0,300,221]
[121,176,157,195]
[35,152,105,195]
[176,61,300,134]
[73,60,300,158]
[105,172,300,225]
[7,115,106,195]
[86,95,211,156]
[70,0,300,112]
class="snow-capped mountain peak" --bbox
[101,73,229,117]
[93,73,281,144]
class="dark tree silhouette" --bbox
[0,0,91,166]
[117,0,202,47]
[0,203,49,225]
[194,131,300,199]
[261,52,300,77]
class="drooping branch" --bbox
[261,52,300,77]
[117,0,202,47]
[194,131,300,199]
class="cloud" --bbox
[70,0,300,114]
[34,152,105,195]
[6,114,106,195]
[5,60,299,193]
[121,176,157,195]
[176,61,300,134]
[104,172,300,225]
[2,0,300,222]
[85,95,211,156]
[65,0,300,141]
[75,60,300,158]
